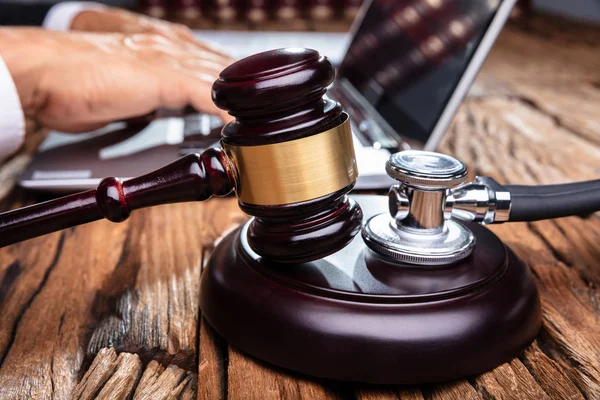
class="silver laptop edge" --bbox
[341,0,516,152]
[424,0,517,151]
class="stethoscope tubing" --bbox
[506,179,600,195]
[505,180,600,222]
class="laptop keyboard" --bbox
[179,113,224,155]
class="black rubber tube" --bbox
[506,180,600,221]
[507,179,600,195]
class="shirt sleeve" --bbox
[43,1,106,31]
[0,54,25,162]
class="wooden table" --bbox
[0,14,599,400]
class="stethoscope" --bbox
[362,150,600,266]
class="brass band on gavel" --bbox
[222,114,358,206]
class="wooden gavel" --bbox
[0,48,363,263]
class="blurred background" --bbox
[2,0,599,33]
[1,0,598,192]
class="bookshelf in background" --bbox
[137,0,363,31]
[136,0,534,32]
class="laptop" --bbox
[19,0,516,192]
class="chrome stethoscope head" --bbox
[362,150,512,266]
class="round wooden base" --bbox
[200,196,542,384]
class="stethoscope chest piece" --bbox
[362,151,476,265]
[362,213,475,265]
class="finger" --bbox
[187,39,234,63]
[124,33,230,75]
[219,111,235,124]
[155,68,224,116]
[166,27,235,64]
[143,24,223,55]
[173,38,234,65]
[149,45,229,75]
[180,57,226,75]
[155,61,233,122]
[39,119,109,134]
[175,74,231,122]
[163,23,233,60]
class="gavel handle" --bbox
[0,149,235,248]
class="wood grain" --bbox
[0,13,598,399]
[72,347,196,400]
[198,317,226,400]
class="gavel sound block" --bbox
[0,48,541,384]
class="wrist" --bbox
[0,29,52,119]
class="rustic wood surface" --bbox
[0,14,599,399]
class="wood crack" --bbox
[50,345,56,397]
[0,260,21,305]
[195,250,204,374]
[0,231,65,367]
[527,221,600,321]
[509,94,599,147]
[517,345,586,400]
[527,222,571,268]
[197,248,231,400]
[466,377,495,400]
[528,220,600,317]
[217,326,229,400]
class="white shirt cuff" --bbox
[43,1,106,31]
[0,55,25,162]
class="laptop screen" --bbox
[338,0,504,144]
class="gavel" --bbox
[0,48,363,263]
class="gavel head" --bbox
[212,48,363,263]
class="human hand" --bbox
[70,7,233,64]
[0,28,231,133]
